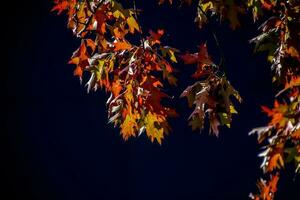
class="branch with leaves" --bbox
[247,1,300,199]
[52,0,178,144]
[180,44,241,135]
[52,0,300,199]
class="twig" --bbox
[197,5,225,68]
[133,0,145,49]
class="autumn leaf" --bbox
[292,129,300,139]
[267,153,284,172]
[126,15,140,34]
[111,80,123,97]
[52,1,300,199]
[149,29,164,45]
[113,40,132,51]
[86,39,96,52]
[68,41,90,79]
[250,173,279,200]
[144,111,165,145]
[120,111,139,140]
[95,4,109,34]
[51,0,69,15]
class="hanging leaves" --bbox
[52,0,178,144]
[180,44,241,136]
[193,0,246,29]
[249,0,300,84]
[52,1,300,198]
[248,0,300,198]
[249,173,280,200]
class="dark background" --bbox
[3,0,300,200]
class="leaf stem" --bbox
[197,5,225,69]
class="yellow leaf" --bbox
[124,84,134,103]
[144,112,164,145]
[127,16,140,33]
[113,9,125,19]
[120,113,138,140]
[230,105,238,114]
[169,49,177,63]
[201,2,213,11]
[69,57,80,65]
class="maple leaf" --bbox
[250,173,279,200]
[95,4,109,34]
[261,101,289,128]
[267,152,284,172]
[112,26,128,39]
[144,112,165,145]
[69,41,90,79]
[120,110,139,140]
[181,44,214,78]
[181,44,212,65]
[51,0,69,15]
[141,75,170,115]
[111,80,123,97]
[86,39,96,52]
[126,15,140,34]
[113,40,132,51]
[148,29,164,45]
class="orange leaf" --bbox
[52,0,69,15]
[111,81,123,97]
[292,129,300,139]
[261,105,273,116]
[73,66,83,78]
[287,46,300,59]
[86,39,96,52]
[267,153,284,172]
[114,40,132,51]
[149,29,164,45]
[95,5,109,34]
[68,57,80,65]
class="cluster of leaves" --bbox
[180,44,241,136]
[247,1,300,199]
[249,173,280,200]
[159,0,243,135]
[160,0,246,29]
[53,0,300,199]
[249,0,300,84]
[52,0,178,144]
[180,0,300,198]
[194,0,246,29]
[148,0,300,198]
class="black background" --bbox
[3,0,300,200]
